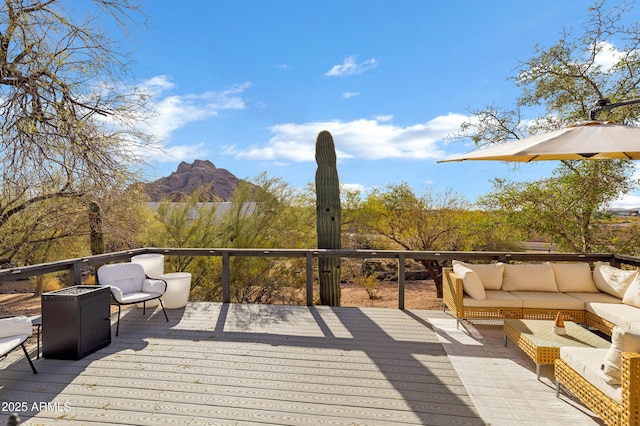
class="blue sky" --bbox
[105,0,638,207]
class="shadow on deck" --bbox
[1,303,602,425]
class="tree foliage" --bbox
[480,161,635,252]
[353,183,521,296]
[455,0,640,254]
[149,173,312,304]
[0,0,151,264]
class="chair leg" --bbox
[116,305,121,336]
[20,343,37,374]
[158,298,169,322]
[143,301,146,315]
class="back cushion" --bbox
[593,262,637,299]
[452,262,486,300]
[98,263,145,293]
[547,263,599,293]
[452,260,504,290]
[622,274,640,308]
[501,263,558,292]
[602,325,640,384]
[0,316,32,339]
[110,277,141,294]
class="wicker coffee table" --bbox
[504,319,610,380]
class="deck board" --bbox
[1,303,605,425]
[2,303,482,425]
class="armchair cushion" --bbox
[98,263,166,305]
[142,279,166,294]
[0,316,32,357]
[0,316,32,339]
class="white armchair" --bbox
[0,316,36,374]
[97,263,169,336]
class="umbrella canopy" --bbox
[438,120,640,163]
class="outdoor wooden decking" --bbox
[1,303,603,425]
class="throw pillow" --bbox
[501,263,558,292]
[547,262,599,293]
[452,260,504,290]
[622,274,640,308]
[602,325,640,384]
[452,262,486,300]
[593,262,637,299]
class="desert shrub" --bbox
[353,274,384,300]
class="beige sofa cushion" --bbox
[509,291,584,310]
[623,274,640,308]
[565,292,623,304]
[501,263,558,292]
[452,260,504,290]
[603,326,640,385]
[547,262,598,293]
[463,290,523,308]
[561,347,620,403]
[593,262,637,298]
[452,261,486,300]
[586,302,640,331]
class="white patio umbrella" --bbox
[438,120,640,163]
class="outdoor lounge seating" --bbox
[555,327,640,426]
[443,261,640,335]
[0,316,37,374]
[97,263,169,336]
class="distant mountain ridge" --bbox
[144,160,246,201]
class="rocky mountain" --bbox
[144,160,247,201]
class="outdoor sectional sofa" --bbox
[443,260,640,335]
[443,260,640,426]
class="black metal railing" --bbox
[0,248,629,309]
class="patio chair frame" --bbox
[0,315,37,374]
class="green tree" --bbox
[149,173,313,304]
[355,183,469,297]
[455,0,640,254]
[0,0,151,265]
[480,161,635,252]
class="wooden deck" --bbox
[1,303,603,425]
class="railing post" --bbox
[306,251,314,306]
[70,262,82,286]
[222,251,231,303]
[398,253,405,310]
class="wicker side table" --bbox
[504,318,610,380]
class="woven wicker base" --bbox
[504,319,610,379]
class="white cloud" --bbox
[229,113,468,163]
[325,55,378,77]
[610,193,640,209]
[134,78,251,162]
[342,183,366,193]
[375,115,393,122]
[140,75,176,95]
[610,165,640,208]
[343,91,360,99]
[593,41,626,71]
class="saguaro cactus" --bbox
[315,130,341,306]
[89,201,105,256]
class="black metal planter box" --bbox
[42,285,111,360]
